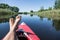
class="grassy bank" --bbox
[37,9,60,19]
[0,9,17,18]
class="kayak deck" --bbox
[17,22,40,40]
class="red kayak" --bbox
[16,22,40,40]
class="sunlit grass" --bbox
[37,9,60,19]
[0,9,17,18]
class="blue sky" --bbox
[0,0,55,12]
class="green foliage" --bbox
[38,6,45,12]
[37,9,60,19]
[30,10,33,13]
[0,3,19,12]
[9,6,19,12]
[54,0,60,9]
[40,6,44,12]
[24,12,28,14]
[48,7,52,10]
[0,3,9,9]
[44,9,48,11]
[40,6,44,11]
[38,7,52,12]
[0,9,16,15]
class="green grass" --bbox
[0,9,17,18]
[36,9,60,19]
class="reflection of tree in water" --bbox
[53,19,60,31]
[30,14,33,17]
[38,15,52,21]
[0,18,9,23]
[39,16,43,20]
[0,15,18,23]
[48,18,51,20]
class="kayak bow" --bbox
[16,22,40,40]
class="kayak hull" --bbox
[17,22,40,40]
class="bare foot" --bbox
[15,16,21,23]
[3,16,21,40]
[10,16,21,31]
[9,18,14,31]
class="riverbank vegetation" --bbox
[0,0,60,20]
[36,0,60,19]
[37,9,60,19]
[0,9,17,18]
[0,3,19,19]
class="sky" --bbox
[0,0,55,12]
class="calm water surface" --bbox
[0,14,60,40]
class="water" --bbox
[0,14,60,40]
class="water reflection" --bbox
[48,18,51,20]
[39,16,52,21]
[30,14,33,17]
[0,14,18,23]
[53,19,60,31]
[0,14,60,40]
[0,18,9,23]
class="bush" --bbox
[0,9,16,15]
[0,3,19,12]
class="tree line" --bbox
[0,3,19,12]
[38,0,60,12]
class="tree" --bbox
[0,3,9,9]
[48,7,52,10]
[39,6,44,12]
[30,10,33,13]
[10,6,19,12]
[0,3,19,12]
[54,0,60,9]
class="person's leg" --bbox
[10,16,20,32]
[9,18,14,31]
[9,18,15,40]
[3,16,21,40]
[9,16,21,40]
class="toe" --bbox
[15,16,21,22]
[16,16,21,19]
